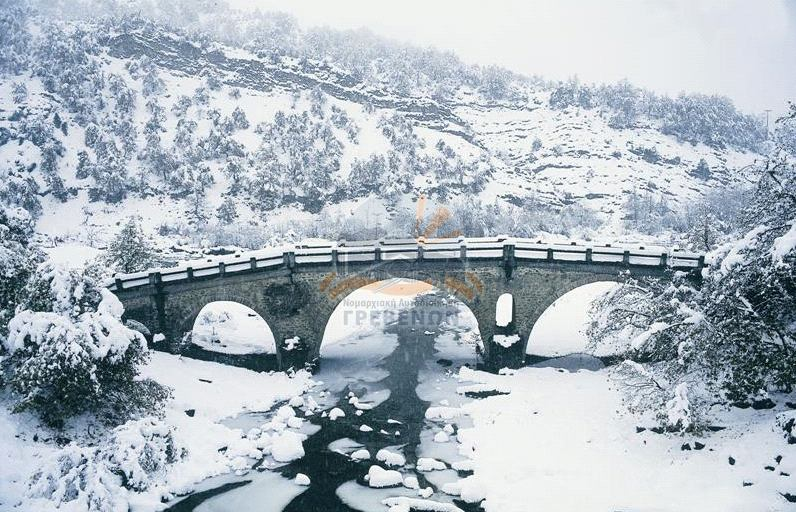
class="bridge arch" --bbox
[154,288,284,369]
[318,277,483,365]
[191,301,277,353]
[507,270,626,357]
[525,281,619,359]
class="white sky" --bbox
[228,0,796,115]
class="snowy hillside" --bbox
[0,5,765,255]
[459,95,757,234]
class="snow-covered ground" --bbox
[0,353,315,511]
[453,365,795,512]
[2,282,793,512]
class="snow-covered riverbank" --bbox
[2,285,794,512]
[0,353,314,511]
[451,363,796,511]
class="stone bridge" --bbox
[109,237,704,371]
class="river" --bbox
[167,294,485,512]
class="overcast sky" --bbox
[227,0,796,115]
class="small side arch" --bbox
[165,289,284,370]
[525,281,619,358]
[191,301,277,355]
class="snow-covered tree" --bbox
[11,82,28,104]
[309,87,327,118]
[104,217,156,274]
[685,207,723,252]
[228,106,250,131]
[479,65,512,100]
[222,157,247,194]
[692,158,711,180]
[141,65,165,97]
[0,208,44,338]
[40,140,68,202]
[2,264,168,427]
[0,6,32,75]
[216,195,238,223]
[590,105,796,417]
[0,164,42,218]
[205,72,222,91]
[85,135,129,203]
[192,86,209,107]
[248,110,341,210]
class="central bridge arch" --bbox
[318,277,483,367]
[111,238,704,371]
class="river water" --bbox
[167,294,485,512]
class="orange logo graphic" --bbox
[319,194,480,301]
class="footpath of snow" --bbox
[450,365,795,512]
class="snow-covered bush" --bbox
[590,106,796,419]
[29,417,184,511]
[29,444,122,511]
[103,417,185,492]
[0,207,43,339]
[665,383,692,431]
[2,263,169,427]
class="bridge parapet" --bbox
[107,237,704,292]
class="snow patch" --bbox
[495,293,513,327]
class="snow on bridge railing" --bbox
[106,237,705,292]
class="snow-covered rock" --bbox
[351,449,371,461]
[403,475,420,489]
[366,465,403,488]
[425,407,463,421]
[376,448,406,467]
[271,431,305,462]
[416,457,447,471]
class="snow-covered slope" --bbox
[460,94,756,234]
[0,12,762,252]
